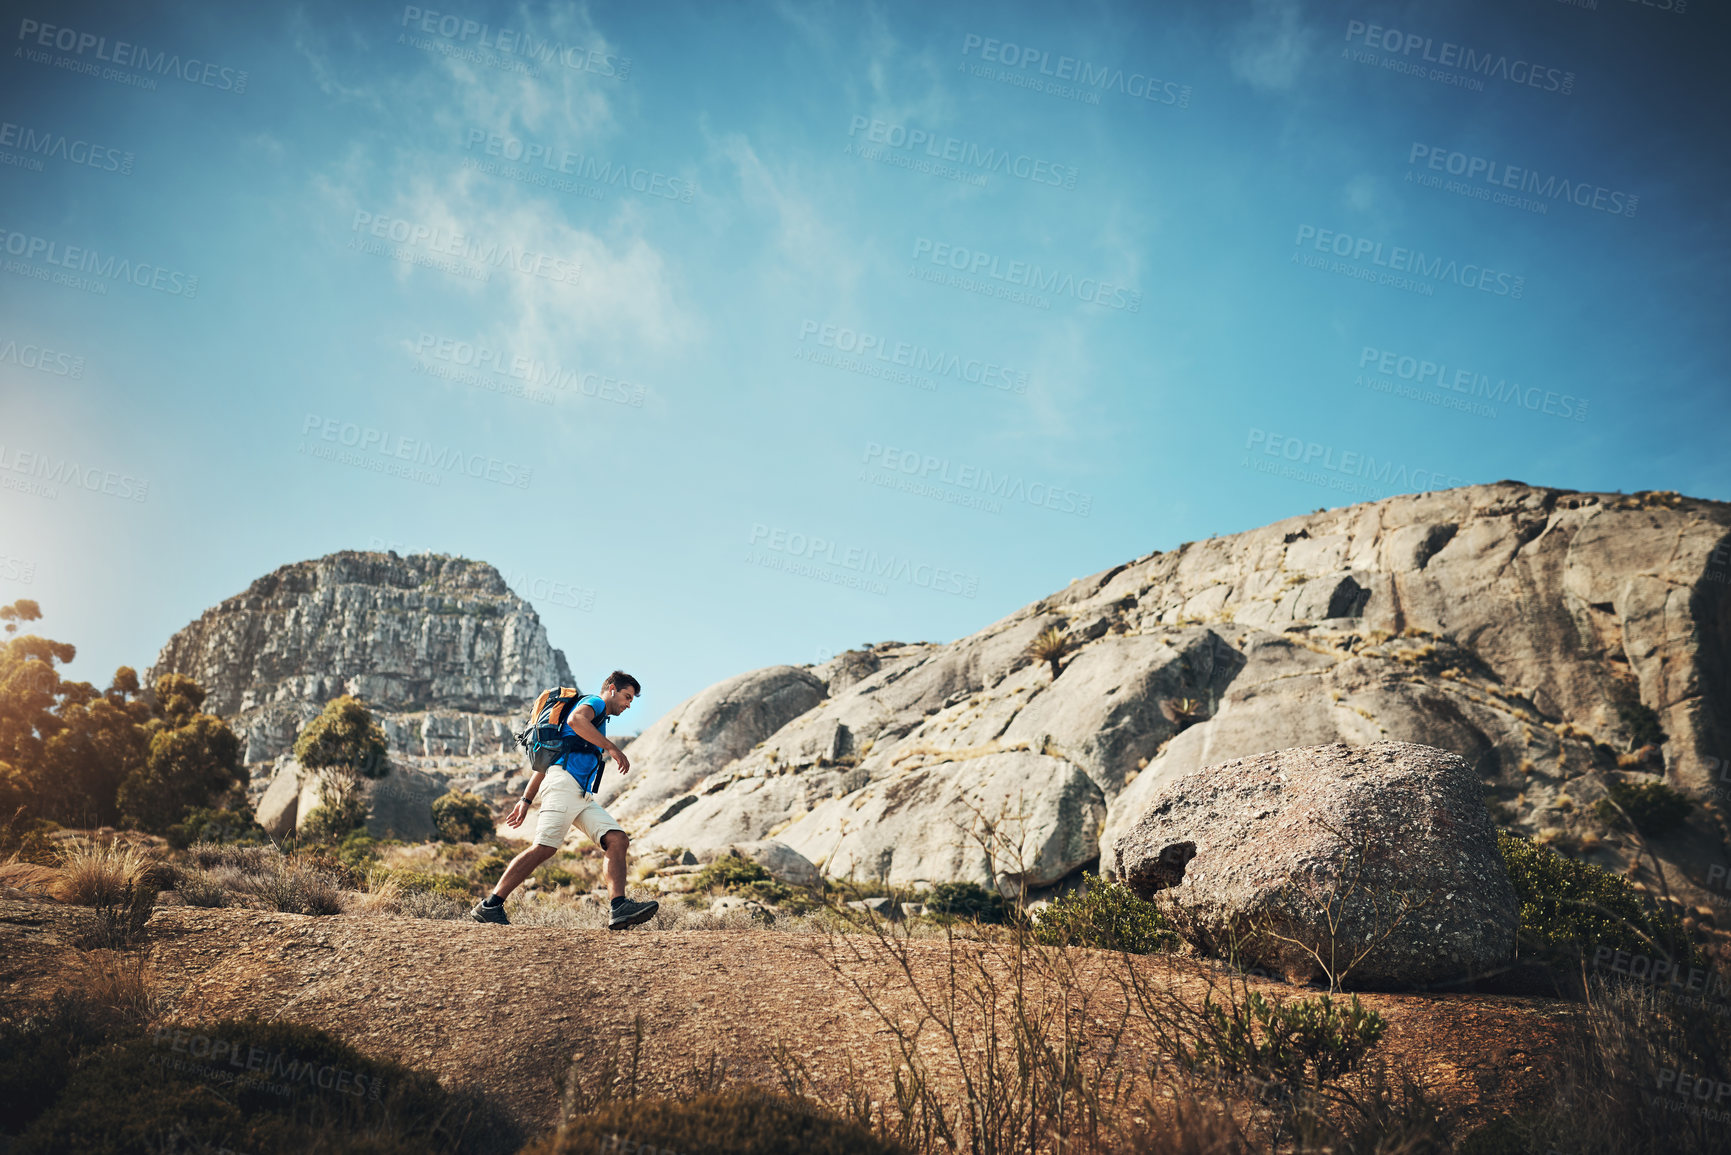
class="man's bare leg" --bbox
[601,831,657,929]
[601,830,629,901]
[491,843,558,900]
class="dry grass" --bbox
[237,856,346,915]
[69,949,164,1027]
[175,867,230,908]
[185,840,277,873]
[55,840,160,907]
[350,882,470,921]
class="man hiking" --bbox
[470,671,660,930]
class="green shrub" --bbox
[690,855,809,910]
[166,806,268,850]
[693,855,773,891]
[924,880,1007,924]
[1031,873,1178,953]
[536,864,581,888]
[431,791,496,843]
[1593,777,1693,836]
[470,850,514,887]
[1186,990,1386,1092]
[375,867,474,900]
[522,1088,905,1155]
[299,792,369,843]
[1498,830,1698,967]
[13,1015,518,1154]
[336,828,383,872]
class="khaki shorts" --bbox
[532,769,625,850]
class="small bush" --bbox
[1185,990,1387,1093]
[349,875,470,920]
[396,889,470,920]
[691,855,810,910]
[1499,830,1698,968]
[432,791,496,843]
[372,866,474,900]
[1025,625,1069,679]
[243,857,347,916]
[1031,873,1178,953]
[76,877,160,950]
[176,868,230,908]
[300,792,369,843]
[470,850,514,887]
[165,805,269,850]
[524,1088,905,1155]
[336,828,383,872]
[537,864,581,888]
[1593,777,1693,836]
[187,840,278,873]
[924,880,1007,924]
[694,855,773,891]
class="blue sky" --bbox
[2,0,1726,733]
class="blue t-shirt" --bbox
[558,694,608,790]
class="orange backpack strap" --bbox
[546,687,583,727]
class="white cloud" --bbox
[300,1,693,402]
[1230,0,1317,93]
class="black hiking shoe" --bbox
[470,898,510,925]
[608,897,659,930]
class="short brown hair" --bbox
[603,670,641,695]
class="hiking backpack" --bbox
[514,686,607,789]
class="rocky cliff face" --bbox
[607,484,1731,908]
[149,551,575,837]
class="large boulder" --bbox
[254,759,304,839]
[364,767,443,842]
[1115,741,1517,988]
[781,751,1106,892]
[259,761,441,842]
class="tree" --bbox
[292,696,390,842]
[0,598,40,634]
[117,709,244,834]
[0,603,246,832]
[0,605,152,826]
[292,696,390,781]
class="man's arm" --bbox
[505,770,547,828]
[567,704,630,775]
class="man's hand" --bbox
[505,799,529,828]
[609,744,630,776]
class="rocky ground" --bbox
[0,894,1579,1142]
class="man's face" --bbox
[604,684,637,715]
